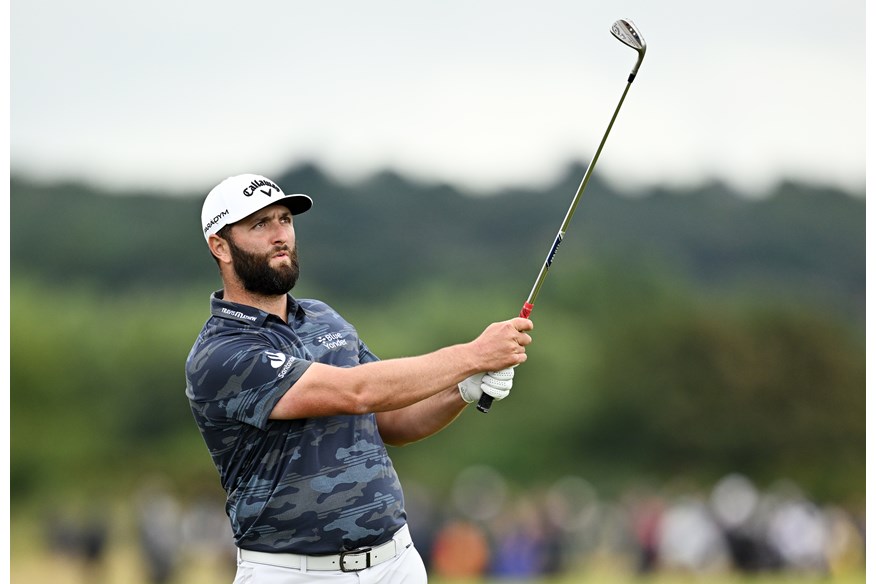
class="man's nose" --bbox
[269,221,291,244]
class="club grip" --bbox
[476,391,494,413]
[476,302,534,414]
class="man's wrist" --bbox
[444,343,481,382]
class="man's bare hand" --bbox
[469,317,533,372]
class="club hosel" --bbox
[628,53,645,83]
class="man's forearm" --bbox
[376,386,468,446]
[270,317,531,420]
[270,345,477,419]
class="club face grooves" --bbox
[611,18,646,81]
[611,19,646,52]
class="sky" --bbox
[9,0,867,196]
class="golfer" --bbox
[185,174,533,583]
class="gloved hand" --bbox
[458,367,515,404]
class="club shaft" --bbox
[526,80,632,310]
[476,79,634,414]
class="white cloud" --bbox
[10,0,866,194]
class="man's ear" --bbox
[208,234,232,264]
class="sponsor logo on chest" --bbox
[317,332,348,350]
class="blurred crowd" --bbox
[40,476,237,583]
[406,469,865,579]
[39,469,864,582]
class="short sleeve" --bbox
[358,339,379,365]
[186,333,312,430]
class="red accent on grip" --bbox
[519,303,534,319]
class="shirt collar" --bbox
[210,290,303,326]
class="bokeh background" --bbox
[9,1,866,582]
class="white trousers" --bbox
[232,541,427,584]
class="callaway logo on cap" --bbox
[201,173,313,241]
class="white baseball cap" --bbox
[201,173,313,241]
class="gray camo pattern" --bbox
[185,292,406,553]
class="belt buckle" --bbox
[339,547,372,572]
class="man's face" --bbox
[225,205,300,296]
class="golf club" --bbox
[478,18,647,414]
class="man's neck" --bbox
[222,284,289,323]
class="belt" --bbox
[239,524,412,572]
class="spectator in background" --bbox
[135,480,183,584]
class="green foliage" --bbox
[8,167,865,507]
[10,281,216,500]
[10,259,864,506]
[578,298,865,502]
[10,167,865,327]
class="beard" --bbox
[227,237,300,296]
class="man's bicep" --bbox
[188,339,310,429]
[269,362,364,420]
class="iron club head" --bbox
[611,19,647,81]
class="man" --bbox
[185,173,534,583]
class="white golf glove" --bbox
[458,368,515,404]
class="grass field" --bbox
[430,574,867,584]
[11,554,867,584]
[12,541,866,584]
[12,515,865,584]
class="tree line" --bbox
[9,164,865,508]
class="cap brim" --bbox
[281,194,313,215]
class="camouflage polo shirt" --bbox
[185,291,407,554]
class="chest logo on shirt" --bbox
[265,351,287,369]
[317,332,348,350]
